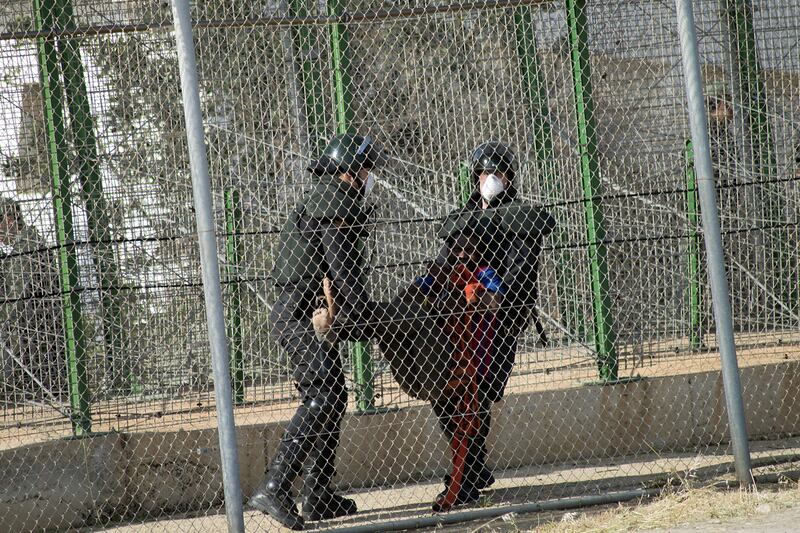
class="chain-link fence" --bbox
[0,0,799,530]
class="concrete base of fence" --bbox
[2,361,799,531]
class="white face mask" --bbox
[363,172,376,197]
[480,173,505,203]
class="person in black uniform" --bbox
[248,133,385,530]
[415,142,555,508]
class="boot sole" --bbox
[432,494,481,513]
[304,508,357,521]
[248,498,305,531]
[303,501,358,521]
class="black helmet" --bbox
[308,133,387,176]
[470,141,516,182]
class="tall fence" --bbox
[0,0,798,531]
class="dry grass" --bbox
[528,480,800,533]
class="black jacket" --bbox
[270,176,374,343]
[432,188,555,338]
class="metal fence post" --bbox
[718,0,793,319]
[685,140,703,350]
[54,0,129,394]
[328,0,355,133]
[170,0,245,529]
[289,0,328,154]
[513,6,580,342]
[675,0,754,487]
[225,187,245,405]
[458,160,471,206]
[327,0,375,413]
[34,0,91,436]
[565,0,618,380]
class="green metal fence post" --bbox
[34,0,91,435]
[719,0,776,188]
[513,6,580,342]
[327,0,373,413]
[685,140,703,350]
[224,188,245,405]
[328,0,355,134]
[289,0,328,154]
[565,0,618,381]
[54,0,129,393]
[458,160,471,206]
[718,0,793,317]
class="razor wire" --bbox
[0,0,798,531]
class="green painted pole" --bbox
[327,0,373,412]
[224,188,245,405]
[719,0,775,188]
[685,140,703,350]
[54,0,129,393]
[288,0,328,153]
[718,0,793,316]
[34,0,91,435]
[513,6,580,341]
[565,0,618,381]
[328,0,355,135]
[458,160,471,206]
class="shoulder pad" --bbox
[494,203,556,238]
[302,177,366,222]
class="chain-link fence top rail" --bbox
[0,0,798,530]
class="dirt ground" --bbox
[11,331,800,532]
[84,435,800,532]
[430,483,800,533]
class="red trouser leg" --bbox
[435,324,481,512]
[433,283,486,512]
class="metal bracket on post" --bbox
[170,0,245,530]
[675,0,754,487]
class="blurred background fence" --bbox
[0,0,799,531]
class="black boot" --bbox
[249,458,304,531]
[302,418,357,522]
[433,474,481,512]
[303,486,358,521]
[469,441,495,490]
[302,450,357,521]
[303,440,358,522]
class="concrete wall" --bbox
[2,361,799,531]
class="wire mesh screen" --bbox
[0,0,798,531]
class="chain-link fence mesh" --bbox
[0,0,798,530]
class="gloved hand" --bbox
[465,283,502,312]
[312,307,337,344]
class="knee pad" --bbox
[305,388,345,420]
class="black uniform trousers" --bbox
[269,286,348,488]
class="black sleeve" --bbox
[503,233,542,307]
[309,217,373,342]
[428,240,455,290]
